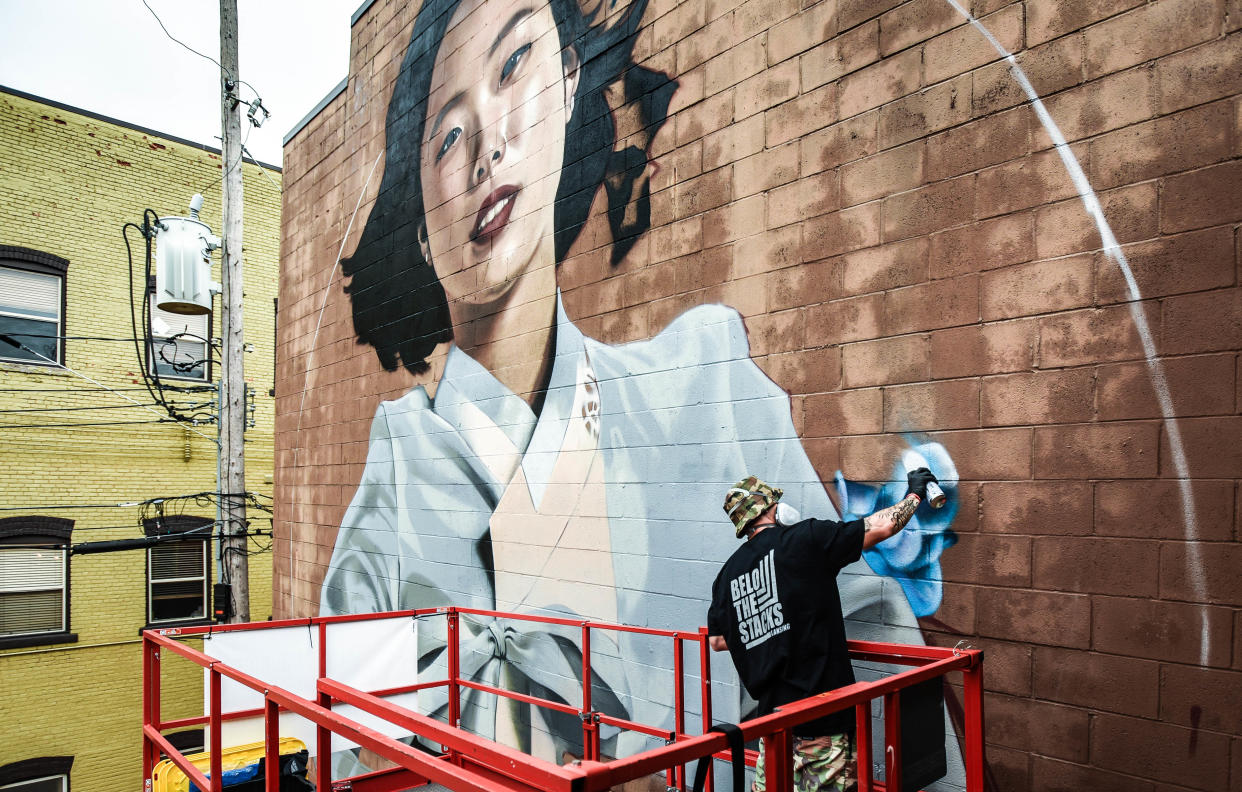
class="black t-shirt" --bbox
[707,517,864,736]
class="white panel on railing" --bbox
[201,615,419,764]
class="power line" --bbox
[0,491,273,513]
[0,332,158,342]
[1,525,142,533]
[141,0,225,73]
[0,333,218,442]
[72,527,273,556]
[0,402,212,418]
[0,419,179,429]
[0,402,164,414]
[0,502,143,512]
[0,528,275,556]
[198,122,256,195]
[241,143,282,192]
[0,386,215,394]
[138,0,259,97]
[68,523,203,533]
[4,522,274,534]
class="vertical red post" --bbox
[764,728,792,792]
[209,667,223,792]
[673,635,686,791]
[447,609,461,730]
[264,697,280,791]
[581,623,595,761]
[964,655,986,792]
[141,636,160,784]
[855,702,872,792]
[150,638,163,731]
[883,691,902,792]
[698,627,713,792]
[317,620,331,792]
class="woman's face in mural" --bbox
[419,0,579,306]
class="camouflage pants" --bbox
[751,732,857,792]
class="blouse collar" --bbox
[431,292,588,509]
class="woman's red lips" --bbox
[472,185,519,242]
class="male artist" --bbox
[707,469,939,792]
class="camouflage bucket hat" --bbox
[723,476,783,538]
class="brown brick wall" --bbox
[279,0,1241,788]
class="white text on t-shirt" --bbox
[728,549,788,648]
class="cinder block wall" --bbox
[278,1,1241,788]
[0,90,280,791]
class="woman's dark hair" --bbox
[342,0,673,375]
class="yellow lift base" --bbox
[150,737,307,792]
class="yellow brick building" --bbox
[0,87,280,792]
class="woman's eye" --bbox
[499,43,532,86]
[435,127,461,162]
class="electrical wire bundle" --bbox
[123,209,220,426]
[138,490,273,525]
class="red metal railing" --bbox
[142,607,984,792]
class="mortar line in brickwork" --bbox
[1,638,142,657]
[943,0,1210,666]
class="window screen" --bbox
[0,266,62,365]
[149,299,209,381]
[0,547,67,637]
[148,540,207,623]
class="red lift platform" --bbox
[142,607,985,792]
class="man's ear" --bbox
[562,47,581,120]
[417,222,431,264]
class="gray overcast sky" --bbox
[0,0,363,167]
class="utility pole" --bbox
[219,0,249,621]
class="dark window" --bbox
[0,517,73,643]
[143,516,213,625]
[0,756,73,791]
[0,777,67,792]
[0,247,69,367]
[148,541,208,622]
[162,729,205,758]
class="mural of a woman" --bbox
[319,0,960,779]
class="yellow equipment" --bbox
[149,737,307,792]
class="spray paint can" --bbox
[924,480,947,509]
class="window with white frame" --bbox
[0,757,73,792]
[0,248,69,366]
[149,298,210,381]
[0,546,68,637]
[0,774,68,792]
[0,517,73,644]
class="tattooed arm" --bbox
[861,466,937,550]
[861,493,921,550]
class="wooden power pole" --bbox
[219,0,249,621]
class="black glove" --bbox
[906,467,938,501]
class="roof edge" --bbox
[1,84,282,172]
[282,78,348,148]
[351,0,379,25]
[284,0,377,148]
